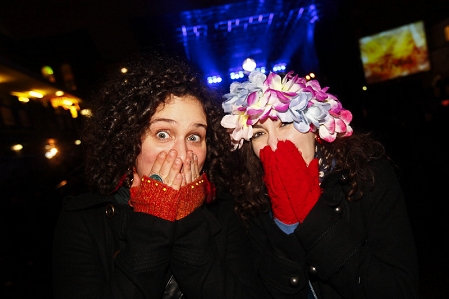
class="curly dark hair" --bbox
[232,131,387,222]
[82,49,236,196]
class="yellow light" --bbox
[45,151,56,159]
[55,90,64,96]
[362,86,368,91]
[309,73,315,78]
[51,97,80,118]
[121,68,128,74]
[12,91,45,98]
[68,106,78,118]
[45,139,58,159]
[18,97,30,102]
[74,139,81,145]
[11,144,23,151]
[81,109,92,117]
[56,180,68,188]
[29,91,43,98]
[62,99,73,106]
[305,75,311,80]
[11,91,28,97]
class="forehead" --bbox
[254,117,279,128]
[151,95,206,123]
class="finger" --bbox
[149,151,168,175]
[165,157,183,186]
[182,151,194,184]
[171,173,183,191]
[180,172,187,187]
[156,149,178,180]
[191,153,199,180]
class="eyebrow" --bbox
[150,118,207,129]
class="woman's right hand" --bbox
[149,149,184,190]
[131,149,184,191]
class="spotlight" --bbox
[242,58,256,72]
[207,76,222,84]
[230,71,245,80]
[273,63,286,72]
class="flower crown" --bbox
[220,70,353,150]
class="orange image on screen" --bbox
[359,21,430,84]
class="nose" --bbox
[172,139,187,162]
[267,130,278,151]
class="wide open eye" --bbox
[156,131,170,140]
[187,134,202,142]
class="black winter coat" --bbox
[248,159,419,299]
[52,190,263,299]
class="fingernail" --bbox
[159,152,166,158]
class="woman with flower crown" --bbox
[221,70,419,299]
[52,50,264,299]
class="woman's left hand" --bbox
[181,150,200,186]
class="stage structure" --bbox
[160,0,322,86]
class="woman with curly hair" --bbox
[52,50,263,299]
[220,70,419,299]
